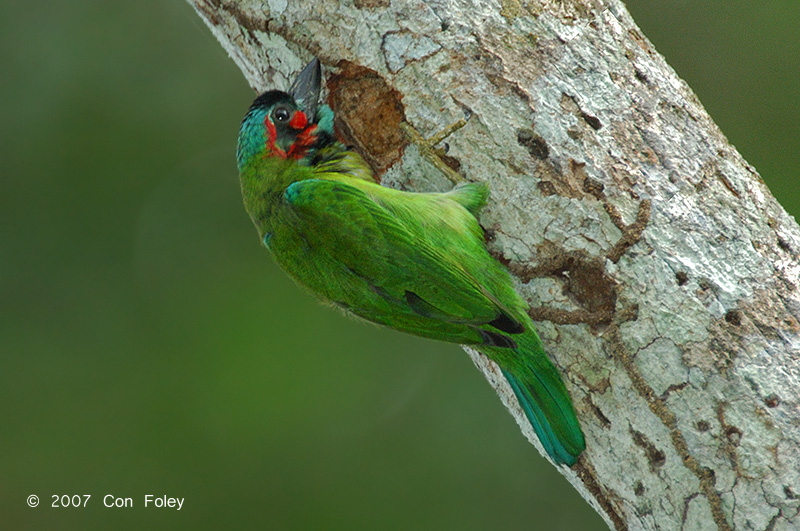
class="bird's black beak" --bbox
[289,57,321,125]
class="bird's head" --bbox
[237,58,333,171]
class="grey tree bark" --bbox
[186,1,800,529]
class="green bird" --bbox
[236,59,585,465]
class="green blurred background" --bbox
[1,1,797,529]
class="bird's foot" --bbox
[400,117,469,185]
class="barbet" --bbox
[236,59,585,465]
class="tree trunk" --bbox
[186,1,800,529]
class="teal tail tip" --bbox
[502,370,586,466]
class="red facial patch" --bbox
[289,111,308,130]
[287,124,318,160]
[263,111,315,160]
[263,114,287,158]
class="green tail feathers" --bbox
[446,182,489,216]
[492,335,585,466]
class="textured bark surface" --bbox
[187,1,800,529]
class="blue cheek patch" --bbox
[315,105,335,135]
[263,231,273,249]
[237,108,268,171]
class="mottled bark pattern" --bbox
[187,1,800,529]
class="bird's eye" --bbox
[273,107,290,123]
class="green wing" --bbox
[278,178,523,345]
[275,178,585,465]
